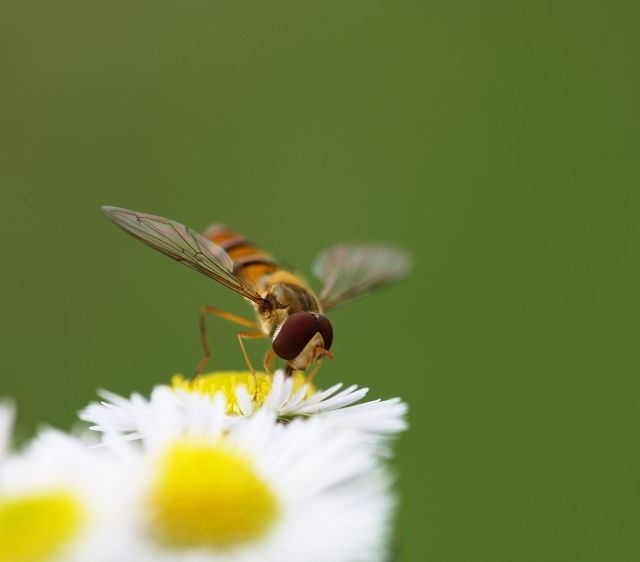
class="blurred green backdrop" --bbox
[1,1,639,561]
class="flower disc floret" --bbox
[0,491,82,562]
[148,440,279,548]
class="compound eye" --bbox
[316,314,333,351]
[272,312,319,360]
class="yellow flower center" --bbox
[148,441,280,548]
[171,370,312,415]
[0,491,82,562]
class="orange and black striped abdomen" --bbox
[204,225,279,287]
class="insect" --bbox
[102,206,412,377]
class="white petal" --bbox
[120,409,396,562]
[1,429,132,562]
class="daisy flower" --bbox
[0,414,128,562]
[97,393,398,562]
[80,370,408,455]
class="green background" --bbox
[1,2,638,561]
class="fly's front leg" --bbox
[196,306,259,375]
[237,331,269,398]
[263,349,276,375]
[305,361,323,384]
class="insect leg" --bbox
[305,349,334,383]
[262,348,276,375]
[196,306,259,374]
[305,361,323,383]
[237,331,269,397]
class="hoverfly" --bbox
[102,206,412,377]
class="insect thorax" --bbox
[260,282,321,336]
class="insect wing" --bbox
[101,206,265,304]
[313,243,412,310]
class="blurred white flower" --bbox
[0,426,128,562]
[96,393,397,562]
[4,369,407,562]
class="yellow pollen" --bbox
[149,441,279,548]
[0,491,82,562]
[171,370,313,415]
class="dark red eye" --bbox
[316,314,333,351]
[272,312,334,360]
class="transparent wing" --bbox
[101,206,265,304]
[313,243,413,310]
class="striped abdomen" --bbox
[204,225,279,289]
